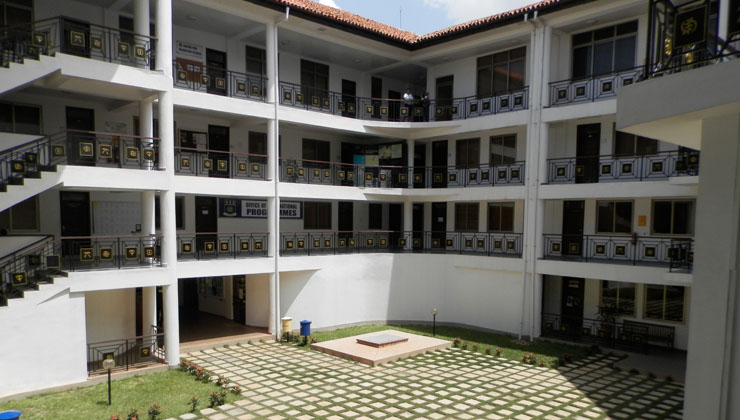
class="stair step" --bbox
[0,183,6,192]
[7,177,24,186]
[23,171,41,179]
[39,164,57,172]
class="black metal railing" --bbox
[174,147,266,180]
[0,16,155,69]
[549,67,643,106]
[176,232,268,260]
[280,231,522,257]
[543,234,693,271]
[541,312,676,352]
[279,81,529,122]
[279,158,525,188]
[87,332,166,374]
[172,60,267,101]
[0,135,55,188]
[59,234,163,270]
[546,150,700,183]
[49,130,160,169]
[0,235,57,305]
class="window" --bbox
[0,196,38,232]
[302,139,330,165]
[0,102,42,134]
[246,45,266,75]
[0,0,33,29]
[601,281,635,316]
[304,201,331,230]
[596,201,633,234]
[249,131,267,163]
[572,20,637,78]
[487,202,514,232]
[155,196,184,229]
[455,203,478,232]
[455,138,479,169]
[368,203,382,230]
[614,130,658,157]
[652,200,694,235]
[490,134,517,165]
[645,285,685,322]
[301,59,329,104]
[476,46,526,98]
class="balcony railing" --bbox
[546,150,699,183]
[175,147,266,180]
[0,16,155,69]
[176,232,268,260]
[549,67,643,106]
[279,158,525,188]
[543,234,693,271]
[280,231,522,257]
[172,60,267,101]
[279,81,528,122]
[87,331,166,375]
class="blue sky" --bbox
[317,0,535,35]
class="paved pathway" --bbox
[170,341,684,420]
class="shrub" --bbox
[216,375,230,387]
[311,337,318,344]
[209,390,227,407]
[111,415,122,420]
[563,353,573,364]
[231,385,242,394]
[147,404,162,420]
[629,368,640,375]
[126,409,139,420]
[452,337,462,348]
[471,344,479,352]
[188,395,199,412]
[461,342,468,350]
[538,359,546,367]
[522,352,536,365]
[495,347,503,357]
[550,360,559,368]
[485,347,492,355]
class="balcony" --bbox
[175,147,266,180]
[546,150,699,184]
[172,61,266,102]
[543,234,692,271]
[280,231,522,257]
[176,232,268,260]
[279,158,525,188]
[548,67,643,107]
[1,16,155,69]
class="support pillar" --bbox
[407,139,414,188]
[403,201,413,250]
[134,0,149,37]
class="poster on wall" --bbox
[176,40,203,60]
[219,198,302,219]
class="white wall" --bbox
[244,274,269,327]
[85,289,136,343]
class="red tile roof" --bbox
[254,0,573,47]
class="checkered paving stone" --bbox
[171,342,683,420]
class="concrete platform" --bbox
[310,329,451,366]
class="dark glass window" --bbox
[572,21,637,78]
[645,285,685,322]
[597,201,633,234]
[614,130,658,157]
[455,203,479,232]
[368,203,382,230]
[487,202,514,232]
[155,196,184,229]
[302,139,330,164]
[0,102,41,134]
[246,45,266,75]
[601,281,635,316]
[455,138,479,169]
[304,201,331,230]
[301,59,329,105]
[476,46,526,98]
[652,200,694,235]
[490,134,517,165]
[0,196,38,231]
[249,131,267,163]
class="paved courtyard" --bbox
[172,341,684,420]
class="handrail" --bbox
[65,129,160,141]
[87,332,164,346]
[0,135,48,157]
[175,146,266,159]
[178,231,269,236]
[548,65,645,86]
[0,235,55,265]
[60,234,162,240]
[0,15,157,40]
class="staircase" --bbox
[0,235,67,307]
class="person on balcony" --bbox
[403,88,414,122]
[421,91,430,122]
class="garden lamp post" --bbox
[102,357,115,405]
[432,308,438,336]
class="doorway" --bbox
[432,140,448,188]
[195,196,217,254]
[562,200,585,257]
[60,191,91,257]
[388,90,401,121]
[436,75,454,121]
[371,77,382,118]
[341,79,356,117]
[576,123,600,183]
[232,276,246,324]
[412,203,424,250]
[66,106,95,166]
[208,125,230,178]
[560,277,585,336]
[413,143,426,188]
[431,202,447,248]
[206,48,227,96]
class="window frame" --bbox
[0,196,39,232]
[0,101,42,135]
[651,200,695,236]
[245,45,266,76]
[600,280,636,317]
[489,134,517,165]
[476,46,526,99]
[643,284,686,323]
[571,20,638,78]
[596,200,633,234]
[454,202,479,232]
[155,196,185,230]
[455,138,480,169]
[303,201,331,230]
[487,202,515,232]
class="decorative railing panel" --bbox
[547,150,699,183]
[175,147,266,180]
[549,67,643,106]
[87,332,166,374]
[172,61,266,101]
[176,232,268,260]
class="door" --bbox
[66,106,95,166]
[341,79,356,117]
[388,90,401,121]
[431,202,447,249]
[206,48,227,96]
[60,191,91,258]
[560,277,585,336]
[436,75,454,121]
[338,201,353,242]
[412,203,424,250]
[388,203,402,249]
[562,200,585,257]
[371,77,382,118]
[413,143,426,188]
[195,196,218,254]
[208,125,230,178]
[432,140,448,188]
[62,18,91,58]
[232,276,246,324]
[181,279,199,321]
[576,123,600,183]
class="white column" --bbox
[134,0,149,36]
[478,202,487,233]
[142,287,157,335]
[407,139,414,188]
[403,201,413,250]
[155,0,172,77]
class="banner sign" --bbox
[729,0,740,37]
[674,5,707,49]
[220,198,302,219]
[175,40,203,59]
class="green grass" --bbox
[0,369,242,420]
[287,324,592,366]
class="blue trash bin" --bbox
[0,410,22,420]
[300,320,311,337]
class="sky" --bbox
[316,0,535,35]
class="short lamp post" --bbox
[431,308,438,336]
[102,357,116,406]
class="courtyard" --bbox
[176,340,684,420]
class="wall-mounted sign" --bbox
[175,40,203,59]
[219,199,302,219]
[674,5,707,49]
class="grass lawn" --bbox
[287,324,592,366]
[0,369,242,420]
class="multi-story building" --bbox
[0,0,738,417]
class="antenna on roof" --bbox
[399,4,403,29]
